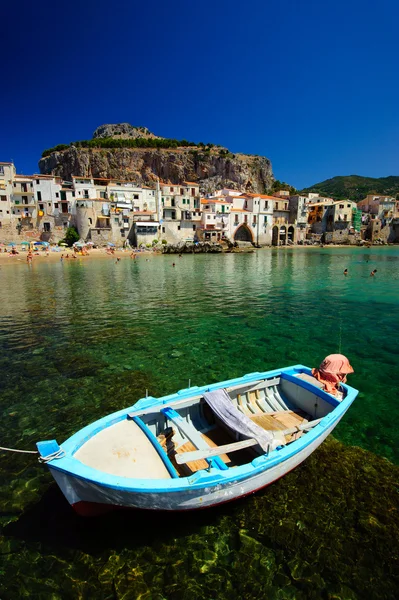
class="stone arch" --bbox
[234,224,253,242]
[288,225,295,243]
[280,225,287,245]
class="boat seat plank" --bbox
[295,372,325,389]
[161,407,227,471]
[162,430,233,474]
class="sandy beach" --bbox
[0,247,157,265]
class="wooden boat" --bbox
[37,365,358,516]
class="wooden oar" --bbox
[175,418,323,465]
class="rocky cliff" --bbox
[39,124,274,194]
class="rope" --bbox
[0,446,65,461]
[0,446,38,454]
[38,448,65,463]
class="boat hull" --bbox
[48,412,341,514]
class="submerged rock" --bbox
[1,438,398,599]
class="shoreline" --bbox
[0,243,396,266]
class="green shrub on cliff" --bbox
[41,136,199,157]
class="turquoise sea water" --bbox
[1,247,398,598]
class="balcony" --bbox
[215,217,229,230]
[12,199,36,206]
[12,189,34,195]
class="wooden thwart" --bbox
[175,418,322,465]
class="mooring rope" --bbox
[38,449,65,463]
[0,446,38,454]
[0,445,65,461]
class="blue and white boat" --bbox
[37,365,358,516]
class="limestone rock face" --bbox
[39,124,274,193]
[39,146,273,194]
[92,124,159,140]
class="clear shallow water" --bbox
[1,248,399,599]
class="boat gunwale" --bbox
[38,365,358,493]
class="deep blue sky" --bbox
[1,0,398,189]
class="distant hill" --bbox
[302,175,399,202]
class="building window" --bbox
[39,204,44,210]
[88,218,92,225]
[37,191,42,201]
[162,227,165,233]
[193,225,196,231]
[43,222,51,232]
[114,218,119,223]
[72,192,75,197]
[170,187,174,192]
[0,166,4,175]
[339,204,344,209]
[0,196,6,201]
[178,225,181,230]
[54,203,59,208]
[36,179,40,184]
[134,194,139,200]
[264,216,267,223]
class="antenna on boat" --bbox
[338,317,342,354]
[188,379,191,389]
[145,389,148,398]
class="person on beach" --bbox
[370,269,377,276]
[343,269,348,276]
[311,354,354,398]
[27,250,33,264]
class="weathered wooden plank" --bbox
[175,438,259,465]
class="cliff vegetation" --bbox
[39,123,274,194]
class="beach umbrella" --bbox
[34,241,49,246]
[108,243,115,247]
[59,242,68,246]
[20,241,30,245]
[86,242,94,246]
[7,242,16,246]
